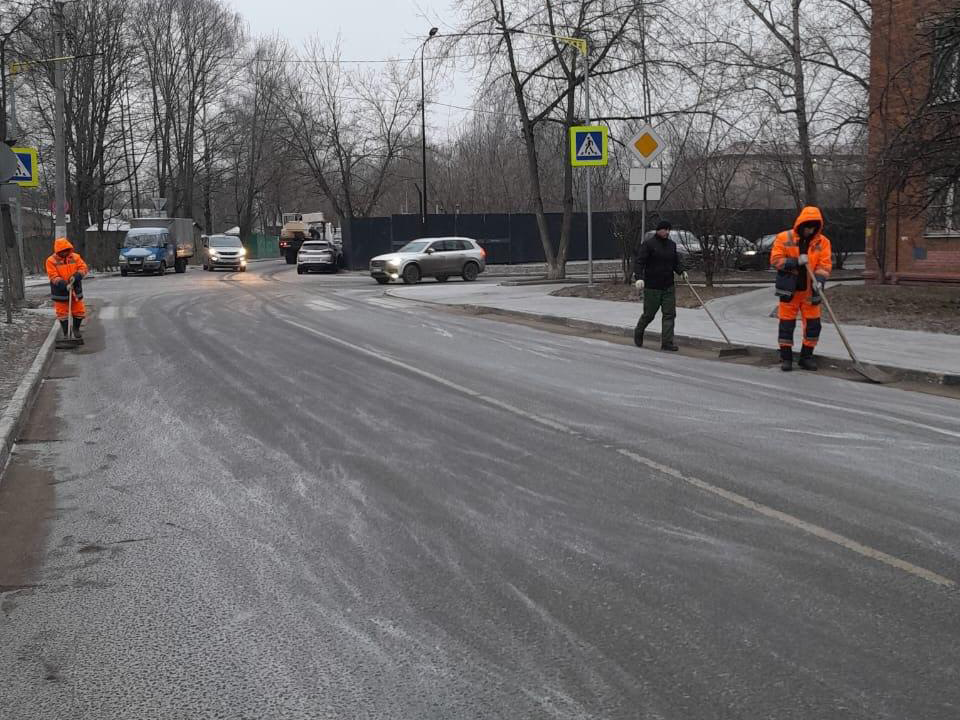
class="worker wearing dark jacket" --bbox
[633,220,687,351]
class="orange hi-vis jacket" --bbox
[46,237,88,310]
[770,206,832,288]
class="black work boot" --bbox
[72,317,83,339]
[60,319,69,337]
[661,343,679,352]
[780,346,793,372]
[633,322,645,348]
[798,346,818,371]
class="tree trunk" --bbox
[555,54,578,281]
[0,204,24,302]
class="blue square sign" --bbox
[569,126,608,167]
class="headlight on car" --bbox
[146,253,156,261]
[386,260,399,269]
[118,255,127,263]
[743,250,757,256]
[239,248,247,256]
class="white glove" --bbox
[634,279,645,290]
[680,271,689,280]
[798,254,809,266]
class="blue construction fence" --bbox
[340,208,865,271]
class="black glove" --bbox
[53,278,66,287]
[73,271,83,282]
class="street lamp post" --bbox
[420,27,438,228]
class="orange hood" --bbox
[54,237,74,254]
[793,206,823,236]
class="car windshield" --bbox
[124,232,163,248]
[209,236,241,248]
[397,241,429,253]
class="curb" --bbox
[0,321,59,477]
[384,291,960,387]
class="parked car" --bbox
[737,234,776,270]
[370,237,487,285]
[119,227,181,276]
[297,240,339,274]
[202,234,247,272]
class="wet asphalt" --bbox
[1,262,959,719]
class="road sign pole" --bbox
[584,50,593,286]
[54,2,67,239]
[641,196,646,271]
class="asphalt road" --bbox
[2,261,959,719]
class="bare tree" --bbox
[280,39,420,224]
[220,38,287,243]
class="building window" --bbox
[932,20,960,104]
[927,177,960,235]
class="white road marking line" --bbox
[98,307,118,320]
[281,317,956,589]
[618,449,955,588]
[307,299,348,312]
[423,324,453,338]
[285,320,957,587]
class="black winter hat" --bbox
[656,220,672,231]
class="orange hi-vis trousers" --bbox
[778,287,821,349]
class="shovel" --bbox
[805,266,890,384]
[55,278,81,351]
[682,274,749,358]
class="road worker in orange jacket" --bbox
[46,237,88,341]
[770,206,832,372]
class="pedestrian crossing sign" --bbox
[11,147,38,187]
[569,125,608,167]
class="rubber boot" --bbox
[72,316,83,340]
[661,343,679,352]
[633,322,645,348]
[780,346,793,372]
[60,319,69,337]
[798,346,817,371]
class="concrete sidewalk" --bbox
[387,282,960,380]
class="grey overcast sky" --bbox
[226,0,449,53]
[225,0,476,136]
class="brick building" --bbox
[866,0,960,283]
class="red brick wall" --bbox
[866,0,960,283]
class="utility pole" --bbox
[53,1,67,239]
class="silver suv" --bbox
[370,237,487,285]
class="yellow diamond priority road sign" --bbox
[628,124,666,167]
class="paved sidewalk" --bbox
[387,282,960,378]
